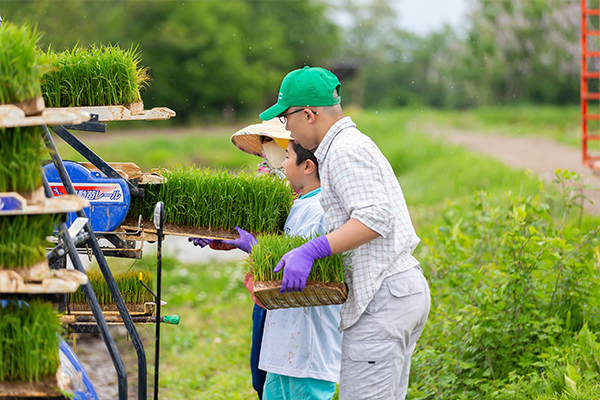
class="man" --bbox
[258,66,431,400]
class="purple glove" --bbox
[219,226,257,254]
[188,237,213,248]
[273,236,332,293]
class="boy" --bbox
[205,140,342,400]
[258,66,431,400]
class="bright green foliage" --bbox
[40,44,149,107]
[70,269,154,304]
[0,301,62,382]
[0,22,43,104]
[128,167,293,234]
[409,170,600,399]
[249,234,348,283]
[0,214,58,268]
[0,126,45,193]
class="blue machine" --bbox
[43,161,131,232]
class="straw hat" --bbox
[230,119,292,158]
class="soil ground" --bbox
[421,124,600,215]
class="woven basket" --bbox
[254,279,347,310]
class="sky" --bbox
[395,0,470,35]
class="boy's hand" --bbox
[219,226,257,254]
[274,236,331,293]
[244,272,265,309]
[188,237,213,248]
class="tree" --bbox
[431,0,580,107]
[0,0,340,122]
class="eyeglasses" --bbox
[278,108,318,123]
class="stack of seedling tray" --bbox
[123,166,294,240]
[249,235,349,309]
[0,21,89,398]
[41,44,175,122]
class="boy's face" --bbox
[282,141,304,191]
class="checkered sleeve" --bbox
[329,144,394,237]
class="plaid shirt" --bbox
[314,116,420,331]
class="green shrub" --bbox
[0,301,62,382]
[41,43,149,107]
[128,167,293,234]
[0,22,43,104]
[70,269,154,304]
[249,234,348,283]
[409,170,600,399]
[0,126,45,193]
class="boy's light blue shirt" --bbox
[259,190,343,383]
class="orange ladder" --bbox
[582,0,600,170]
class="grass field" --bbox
[69,106,598,399]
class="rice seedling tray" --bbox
[51,103,175,122]
[0,259,49,282]
[60,314,158,326]
[128,167,293,236]
[0,192,89,216]
[10,96,45,116]
[119,217,245,241]
[66,301,156,315]
[0,104,90,128]
[253,280,348,310]
[79,162,165,185]
[0,268,88,294]
[0,367,71,398]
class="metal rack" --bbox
[1,93,176,398]
[0,106,130,399]
[42,103,176,400]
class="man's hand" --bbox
[274,236,331,293]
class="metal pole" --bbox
[153,202,165,400]
[51,124,143,197]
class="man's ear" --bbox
[304,108,318,124]
[304,159,316,175]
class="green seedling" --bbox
[0,300,62,382]
[0,126,45,193]
[0,214,59,268]
[0,22,44,104]
[249,234,348,283]
[69,269,154,304]
[128,167,293,234]
[41,43,150,107]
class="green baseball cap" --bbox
[259,66,341,121]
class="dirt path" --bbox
[422,124,600,215]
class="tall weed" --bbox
[410,171,600,399]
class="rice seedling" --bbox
[128,167,293,234]
[40,44,150,107]
[69,269,154,304]
[249,234,348,283]
[0,300,62,382]
[0,126,45,193]
[0,214,59,268]
[0,22,44,104]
